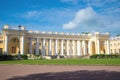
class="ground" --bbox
[0,65,120,80]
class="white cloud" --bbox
[22,11,42,18]
[63,7,120,32]
[20,8,76,23]
[63,7,98,29]
[63,21,76,29]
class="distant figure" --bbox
[18,52,21,60]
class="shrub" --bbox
[90,54,99,58]
[90,54,120,59]
[0,54,13,61]
[0,54,28,61]
[20,54,28,59]
[51,55,57,59]
[98,54,105,58]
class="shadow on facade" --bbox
[7,70,120,80]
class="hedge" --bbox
[0,54,28,61]
[90,54,120,59]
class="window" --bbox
[111,49,112,53]
[39,43,41,45]
[28,49,29,53]
[12,46,16,53]
[0,41,3,43]
[114,43,116,45]
[119,49,120,54]
[11,38,19,42]
[13,39,16,42]
[110,44,112,46]
[0,48,2,54]
[34,49,35,54]
[39,49,41,55]
[118,43,120,45]
[114,49,116,53]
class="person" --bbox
[18,52,21,60]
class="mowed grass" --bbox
[0,59,120,66]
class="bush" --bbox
[90,54,99,58]
[98,54,105,58]
[51,55,57,59]
[90,54,120,59]
[0,54,28,61]
[0,54,13,61]
[20,54,28,59]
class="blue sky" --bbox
[0,0,120,36]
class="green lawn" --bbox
[0,59,120,66]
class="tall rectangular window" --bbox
[114,49,116,54]
[119,49,120,54]
[12,46,16,53]
[0,48,2,54]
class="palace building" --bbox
[110,36,120,54]
[0,25,111,57]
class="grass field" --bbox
[0,59,120,65]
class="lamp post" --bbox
[18,25,21,60]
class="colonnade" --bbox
[28,38,111,56]
[4,35,110,56]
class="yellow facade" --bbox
[110,37,120,54]
[0,25,111,56]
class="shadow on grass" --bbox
[7,70,120,80]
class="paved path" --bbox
[0,65,120,80]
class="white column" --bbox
[21,35,24,54]
[104,41,107,54]
[61,40,64,55]
[97,40,100,54]
[35,38,39,55]
[77,40,80,56]
[80,41,82,55]
[48,39,52,55]
[42,38,46,56]
[88,41,91,55]
[107,40,110,54]
[29,38,32,54]
[4,35,8,54]
[83,41,86,55]
[55,39,58,55]
[72,40,75,55]
[67,40,69,56]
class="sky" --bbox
[0,0,120,36]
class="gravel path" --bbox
[0,65,120,80]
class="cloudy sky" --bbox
[0,0,120,36]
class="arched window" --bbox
[10,37,19,42]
